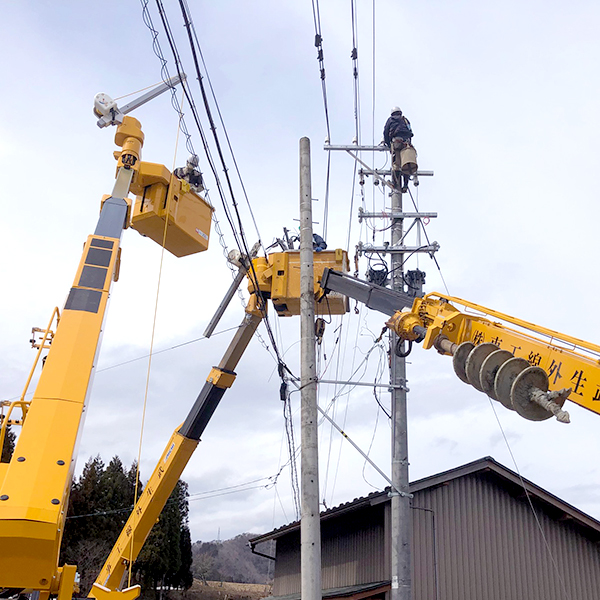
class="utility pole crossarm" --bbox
[359,210,438,220]
[358,242,440,255]
[324,144,390,151]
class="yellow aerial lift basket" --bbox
[129,162,213,257]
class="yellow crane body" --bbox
[0,232,122,589]
[89,249,350,600]
[0,97,351,596]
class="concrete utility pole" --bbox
[389,181,411,600]
[299,137,322,600]
[323,142,436,600]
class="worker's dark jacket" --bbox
[383,114,413,147]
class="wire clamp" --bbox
[388,489,413,499]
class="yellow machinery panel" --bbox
[130,162,213,257]
[270,249,349,317]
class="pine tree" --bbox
[134,480,193,594]
[100,456,137,542]
[0,425,16,463]
[59,455,192,596]
[61,455,112,594]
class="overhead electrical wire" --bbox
[66,475,277,520]
[488,399,573,600]
[169,0,296,386]
[180,0,265,254]
[310,0,332,239]
[139,0,303,520]
[146,0,296,394]
[406,186,451,295]
[311,0,332,142]
[350,0,361,144]
[140,0,196,159]
[152,0,243,252]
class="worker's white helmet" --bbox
[391,106,402,115]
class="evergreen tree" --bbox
[100,456,137,542]
[134,480,193,594]
[59,455,192,596]
[61,455,111,594]
[61,456,139,595]
[0,425,16,463]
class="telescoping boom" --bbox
[321,268,600,423]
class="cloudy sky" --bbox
[2,0,600,547]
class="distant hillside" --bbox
[192,534,275,584]
[169,579,271,600]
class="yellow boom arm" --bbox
[90,249,350,599]
[0,114,213,599]
[91,305,263,600]
[388,292,600,421]
[320,269,600,422]
[0,193,129,594]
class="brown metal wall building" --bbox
[250,457,600,600]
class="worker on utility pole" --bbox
[383,107,417,193]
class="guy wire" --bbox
[128,97,184,586]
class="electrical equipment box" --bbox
[129,162,213,257]
[268,249,350,317]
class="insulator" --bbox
[464,343,498,393]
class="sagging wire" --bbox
[406,186,451,295]
[487,398,573,600]
[96,325,242,374]
[67,475,277,520]
[279,363,301,520]
[180,0,266,257]
[311,0,332,142]
[350,0,361,144]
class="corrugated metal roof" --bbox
[249,456,600,545]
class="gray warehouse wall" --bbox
[413,472,600,600]
[270,471,600,600]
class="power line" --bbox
[180,0,266,257]
[311,0,332,141]
[66,476,274,520]
[350,0,361,143]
